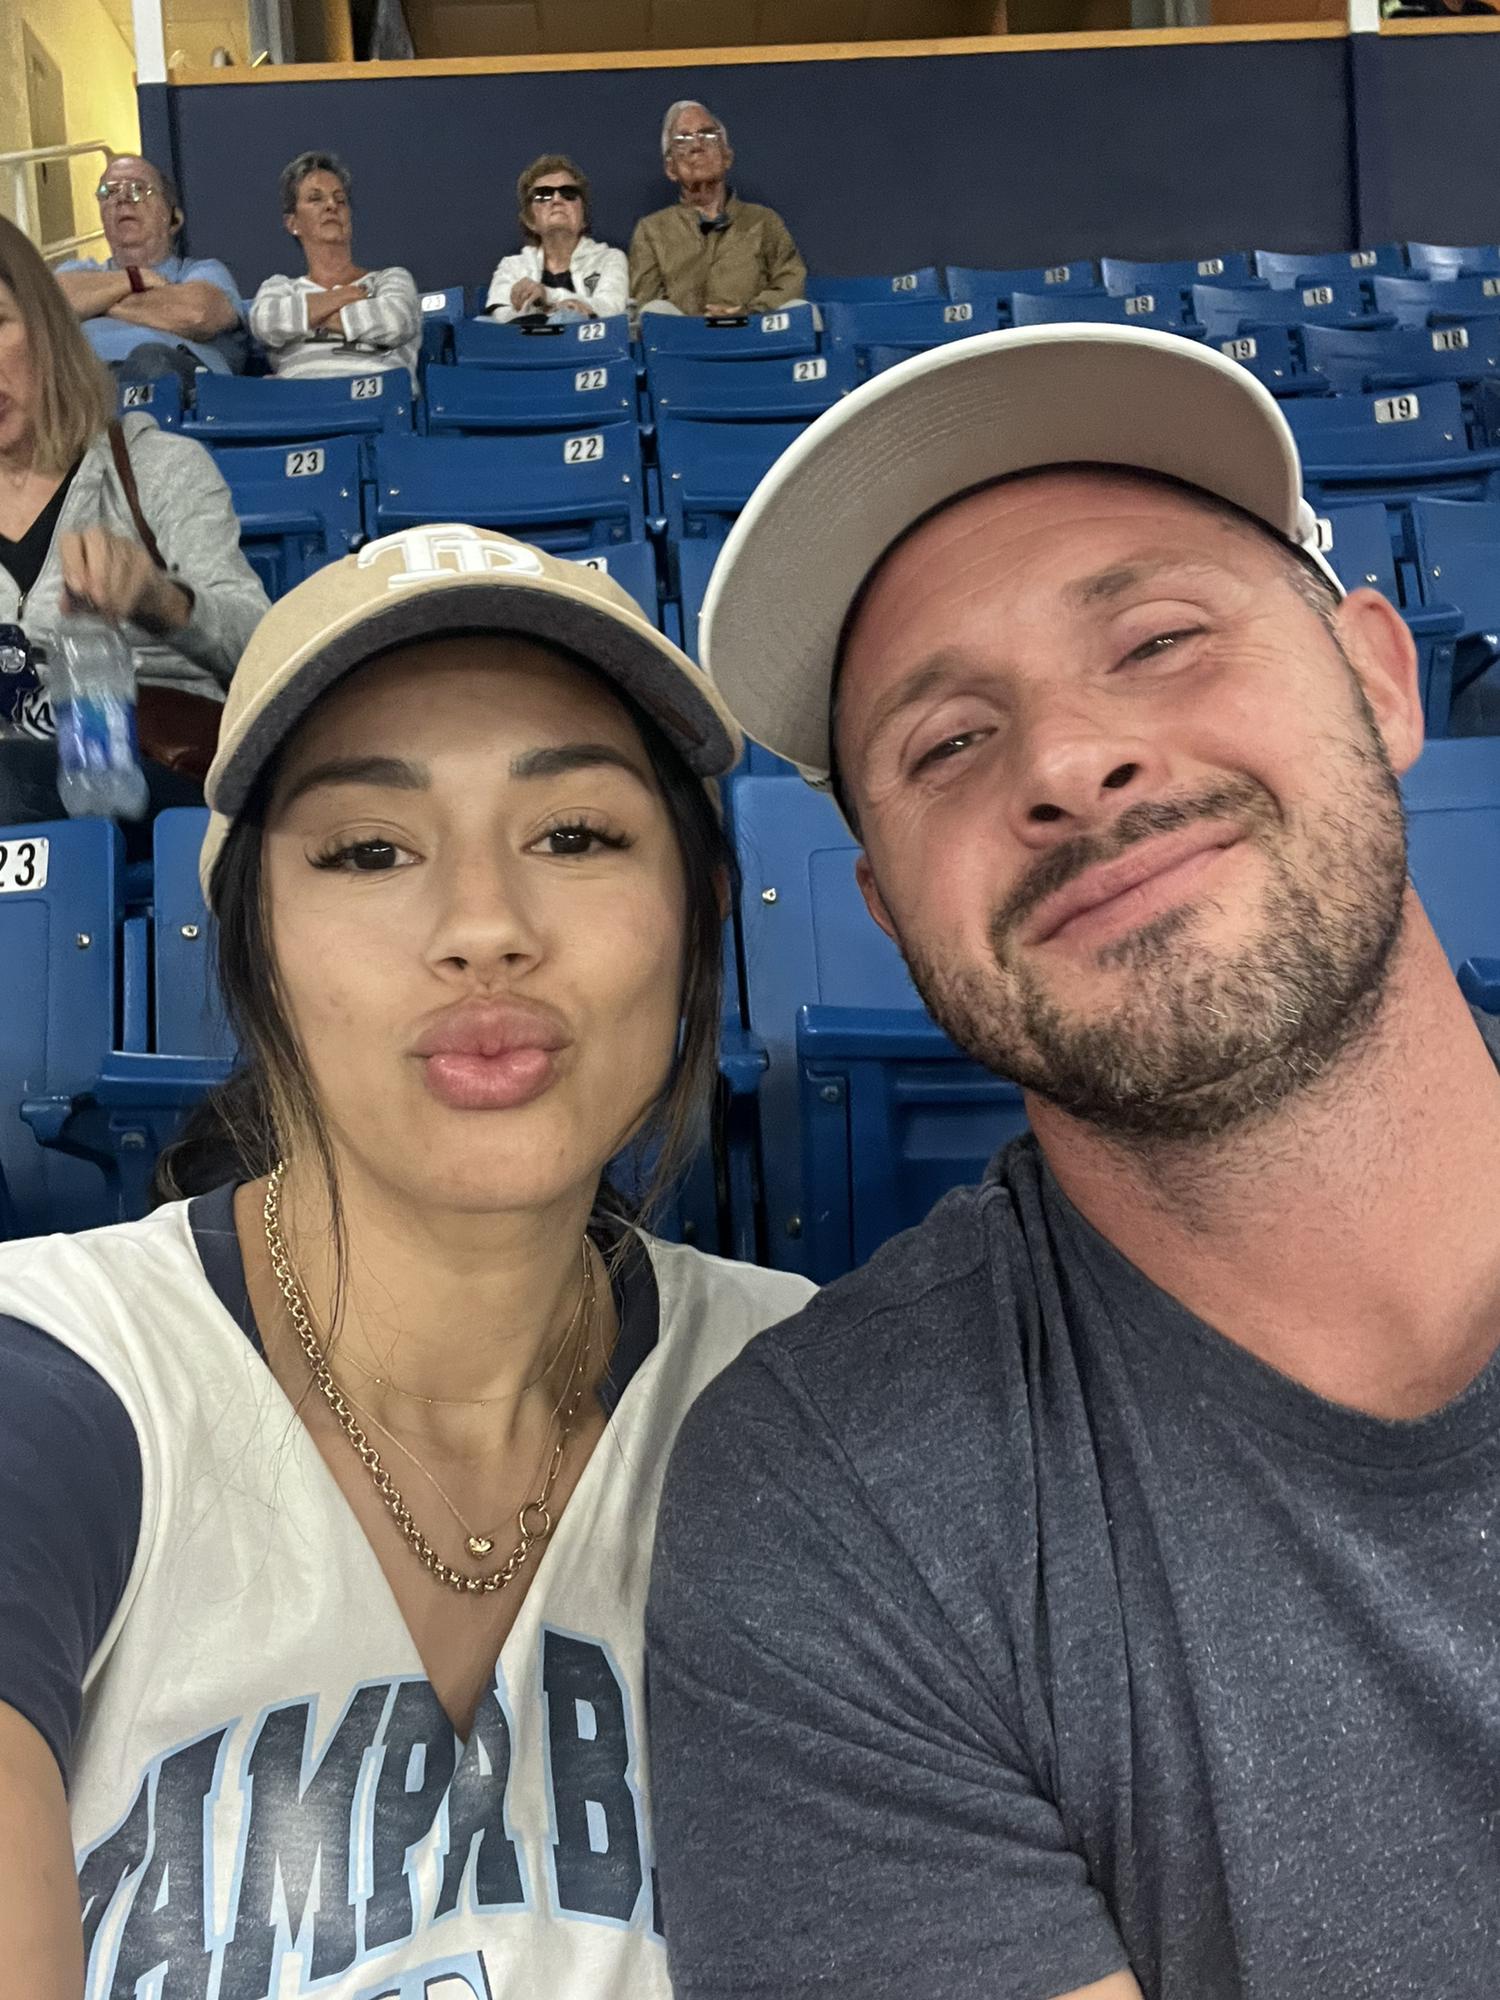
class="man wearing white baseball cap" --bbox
[648,327,1500,1998]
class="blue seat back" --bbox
[212,435,364,599]
[1314,502,1400,601]
[1405,738,1500,963]
[423,360,635,434]
[0,818,123,1237]
[947,262,1100,308]
[1406,242,1500,279]
[805,267,944,303]
[1302,321,1500,393]
[571,542,659,624]
[1373,274,1500,328]
[373,430,645,549]
[648,349,857,422]
[185,370,413,442]
[1284,381,1472,472]
[1009,289,1189,331]
[656,418,806,539]
[1101,252,1254,295]
[822,298,998,368]
[1255,245,1405,285]
[152,809,235,1061]
[116,375,182,429]
[418,284,466,364]
[637,305,819,362]
[676,534,722,660]
[451,314,631,369]
[1209,325,1304,394]
[1194,277,1382,335]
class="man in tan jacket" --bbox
[629,101,807,318]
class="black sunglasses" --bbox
[531,184,583,204]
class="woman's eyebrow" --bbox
[280,755,428,808]
[509,742,654,787]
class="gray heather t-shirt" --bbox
[648,1117,1500,1997]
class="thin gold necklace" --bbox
[334,1320,578,1408]
[263,1163,594,1594]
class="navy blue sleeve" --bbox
[0,1317,142,1779]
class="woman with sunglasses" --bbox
[485,155,628,322]
[0,527,811,1997]
[250,151,422,381]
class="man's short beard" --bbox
[898,690,1410,1144]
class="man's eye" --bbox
[912,730,986,776]
[1127,627,1204,664]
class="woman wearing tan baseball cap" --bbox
[0,526,811,1997]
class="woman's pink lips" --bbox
[420,1046,559,1111]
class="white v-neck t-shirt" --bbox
[0,1191,812,1999]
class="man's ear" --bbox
[855,851,898,944]
[1331,585,1425,778]
[664,156,680,188]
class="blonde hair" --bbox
[516,153,592,245]
[0,216,113,475]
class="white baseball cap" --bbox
[699,324,1342,783]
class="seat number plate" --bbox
[1373,393,1420,424]
[1433,326,1470,351]
[574,368,607,391]
[942,303,973,323]
[760,312,790,332]
[792,358,827,381]
[350,376,383,399]
[1221,337,1258,360]
[577,318,607,340]
[0,836,47,893]
[285,447,325,476]
[563,433,604,462]
[1125,293,1156,316]
[1303,286,1335,307]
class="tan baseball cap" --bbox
[700,324,1343,783]
[199,525,741,900]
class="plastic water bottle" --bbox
[45,618,149,821]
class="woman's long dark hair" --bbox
[152,657,734,1249]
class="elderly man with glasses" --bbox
[629,102,806,319]
[54,156,246,384]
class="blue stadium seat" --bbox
[1009,289,1196,332]
[1254,245,1405,285]
[637,304,819,362]
[804,267,945,303]
[732,775,1026,1281]
[1209,325,1307,395]
[184,370,413,443]
[1405,243,1500,279]
[422,360,635,434]
[1283,382,1500,506]
[1314,502,1460,732]
[675,534,721,660]
[451,314,632,370]
[1405,737,1500,960]
[1316,502,1401,601]
[822,298,999,374]
[570,541,660,624]
[152,809,235,1061]
[1194,279,1391,340]
[1101,252,1255,304]
[1373,274,1500,328]
[947,262,1100,312]
[1302,321,1500,394]
[116,374,182,429]
[656,418,805,540]
[1407,499,1500,735]
[213,435,364,598]
[373,430,645,549]
[418,284,467,366]
[647,349,857,422]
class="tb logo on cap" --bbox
[357,525,546,588]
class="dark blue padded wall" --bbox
[1350,31,1500,251]
[160,38,1354,292]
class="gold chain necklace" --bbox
[262,1163,595,1595]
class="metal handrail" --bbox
[0,140,114,260]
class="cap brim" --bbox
[700,324,1318,780]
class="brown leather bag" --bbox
[106,420,223,783]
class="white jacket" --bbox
[484,236,629,321]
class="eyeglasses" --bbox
[96,179,161,206]
[668,130,724,150]
[530,184,583,205]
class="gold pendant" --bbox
[467,1534,494,1559]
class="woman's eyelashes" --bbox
[310,836,414,873]
[307,815,634,874]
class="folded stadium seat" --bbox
[1405,242,1500,279]
[152,809,237,1063]
[1283,380,1500,507]
[821,298,1000,378]
[1373,274,1500,330]
[731,774,1027,1281]
[116,374,182,429]
[804,267,945,303]
[1405,498,1500,735]
[636,303,819,363]
[1313,501,1457,728]
[183,369,414,445]
[451,313,632,370]
[1009,289,1198,333]
[1193,279,1393,345]
[655,418,806,541]
[1207,325,1308,396]
[1254,246,1406,287]
[1404,737,1500,961]
[422,359,635,434]
[946,262,1101,316]
[213,434,365,599]
[647,349,857,422]
[1102,251,1254,294]
[674,532,721,662]
[1302,320,1500,395]
[373,429,645,550]
[417,284,466,368]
